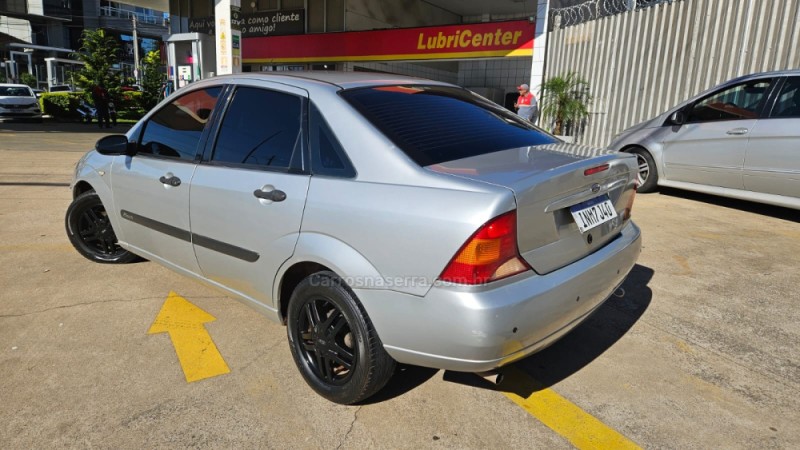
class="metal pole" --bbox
[132,14,140,84]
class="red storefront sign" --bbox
[243,20,534,63]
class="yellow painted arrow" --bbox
[148,291,230,383]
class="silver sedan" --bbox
[66,72,641,404]
[609,70,800,210]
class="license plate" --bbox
[570,195,618,233]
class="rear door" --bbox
[111,86,223,273]
[661,78,774,189]
[189,82,310,307]
[743,76,800,199]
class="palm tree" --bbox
[538,72,591,136]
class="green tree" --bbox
[72,29,122,98]
[141,49,164,110]
[538,72,592,136]
[19,72,37,88]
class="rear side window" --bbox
[139,86,222,161]
[309,103,355,178]
[340,85,556,166]
[211,86,302,170]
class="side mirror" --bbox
[95,135,136,156]
[670,110,687,125]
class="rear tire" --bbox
[629,147,658,193]
[65,191,139,264]
[287,271,395,404]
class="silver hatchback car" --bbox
[66,72,641,404]
[609,70,800,210]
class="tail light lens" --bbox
[439,211,530,285]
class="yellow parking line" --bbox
[502,368,641,450]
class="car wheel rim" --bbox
[297,297,357,386]
[635,154,650,185]
[77,204,125,257]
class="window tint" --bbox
[139,87,222,160]
[687,79,771,123]
[211,87,301,170]
[341,85,557,166]
[0,86,33,97]
[770,77,800,118]
[310,103,355,177]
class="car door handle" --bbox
[253,188,286,202]
[159,175,181,187]
[726,127,749,135]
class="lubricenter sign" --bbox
[242,20,534,63]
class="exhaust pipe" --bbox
[475,371,504,385]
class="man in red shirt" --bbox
[514,83,539,124]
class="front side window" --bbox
[139,86,222,161]
[687,79,772,123]
[210,86,302,170]
[341,85,556,166]
[770,77,800,118]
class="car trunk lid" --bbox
[427,143,638,275]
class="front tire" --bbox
[287,271,395,404]
[629,147,659,193]
[65,190,139,264]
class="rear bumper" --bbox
[355,221,642,372]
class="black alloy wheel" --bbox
[65,191,139,264]
[287,271,395,404]
[298,297,357,385]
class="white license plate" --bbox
[570,196,618,233]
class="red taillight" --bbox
[439,211,531,285]
[584,164,610,176]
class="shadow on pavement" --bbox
[359,364,439,405]
[658,188,799,223]
[443,264,654,398]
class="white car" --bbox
[0,84,43,122]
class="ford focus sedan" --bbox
[66,72,641,404]
[609,70,800,210]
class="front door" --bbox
[189,83,310,308]
[112,86,223,273]
[744,77,800,199]
[661,78,774,189]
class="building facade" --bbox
[164,0,548,109]
[1,0,168,88]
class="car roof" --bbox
[200,71,454,91]
[724,69,800,85]
[0,83,33,89]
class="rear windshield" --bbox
[340,85,556,166]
